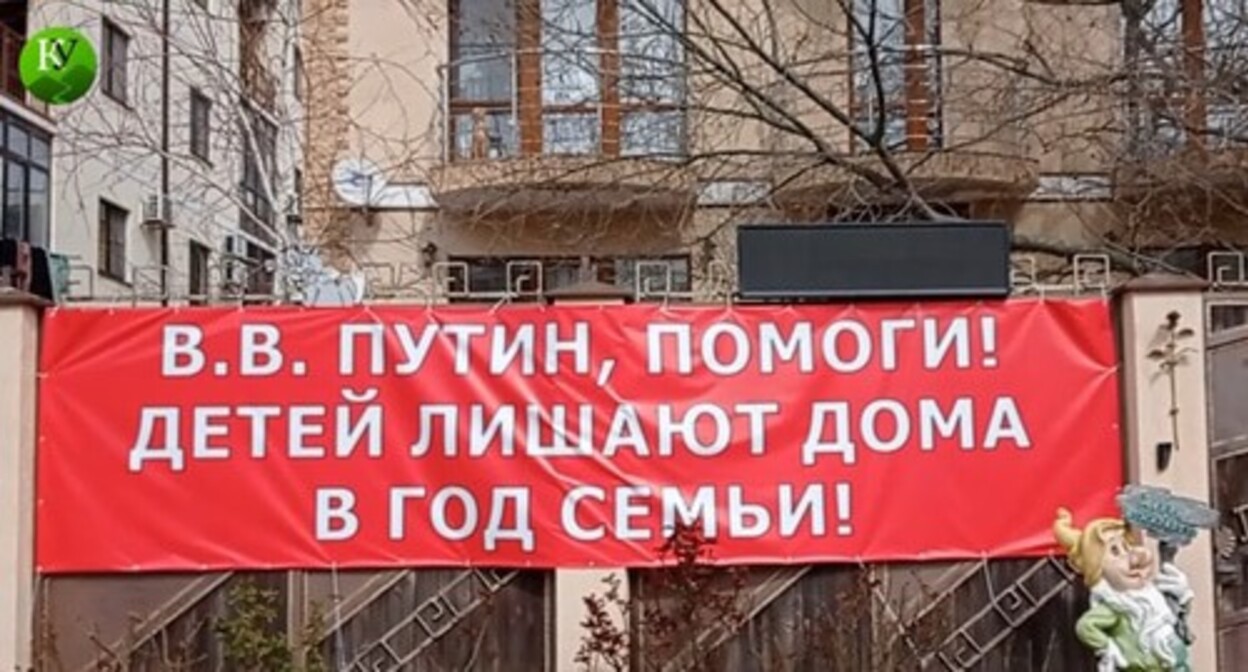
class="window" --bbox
[190,88,211,161]
[240,106,277,241]
[0,11,27,104]
[240,1,276,109]
[448,0,685,160]
[188,240,210,303]
[102,18,129,103]
[0,114,51,248]
[850,0,942,151]
[1127,0,1248,152]
[224,235,275,299]
[98,200,128,281]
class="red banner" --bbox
[36,300,1121,573]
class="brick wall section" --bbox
[302,0,353,267]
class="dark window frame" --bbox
[190,87,212,162]
[188,239,211,303]
[240,104,278,241]
[98,199,128,282]
[0,113,51,248]
[101,17,130,104]
[447,0,688,160]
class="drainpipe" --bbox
[159,0,171,304]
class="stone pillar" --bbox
[1118,274,1216,671]
[0,291,42,669]
[547,282,632,672]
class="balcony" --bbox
[431,50,694,214]
[765,82,1038,206]
[769,140,1039,209]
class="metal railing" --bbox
[52,249,1140,307]
[437,48,688,163]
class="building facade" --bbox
[298,0,1248,302]
[4,0,304,302]
[300,0,1248,303]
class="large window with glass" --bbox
[1127,0,1248,153]
[240,106,277,242]
[849,0,941,151]
[0,114,50,249]
[448,0,685,159]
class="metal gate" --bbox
[628,559,1094,671]
[34,569,551,671]
[1206,300,1248,670]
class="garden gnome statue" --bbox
[1053,508,1194,671]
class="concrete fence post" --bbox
[0,291,43,670]
[1118,274,1217,672]
[547,283,633,672]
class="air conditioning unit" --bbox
[142,195,172,229]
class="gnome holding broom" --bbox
[1053,486,1219,672]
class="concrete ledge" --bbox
[0,289,51,308]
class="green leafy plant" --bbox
[214,580,327,672]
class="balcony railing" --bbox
[438,49,688,163]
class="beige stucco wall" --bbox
[346,0,446,178]
[0,296,39,670]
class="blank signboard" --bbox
[736,222,1011,299]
